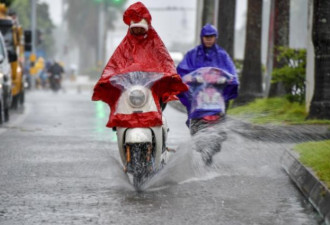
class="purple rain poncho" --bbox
[177,24,239,122]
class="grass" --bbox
[294,140,330,189]
[228,97,330,125]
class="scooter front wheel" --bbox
[133,174,143,190]
[130,144,150,190]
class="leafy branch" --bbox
[272,46,306,103]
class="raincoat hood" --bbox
[123,2,152,26]
[200,24,218,38]
[92,1,188,128]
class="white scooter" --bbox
[110,71,172,189]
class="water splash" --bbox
[105,118,297,192]
[143,129,229,190]
[103,156,135,191]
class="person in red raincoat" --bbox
[92,2,188,128]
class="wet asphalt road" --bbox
[0,89,321,225]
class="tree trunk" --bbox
[79,40,95,73]
[268,0,290,97]
[217,0,236,58]
[308,0,330,119]
[234,0,263,105]
[202,0,215,26]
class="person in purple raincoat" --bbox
[177,24,239,133]
[177,24,239,165]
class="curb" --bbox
[281,149,330,225]
[227,119,330,143]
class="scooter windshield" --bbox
[110,71,163,91]
[181,67,234,117]
[109,71,164,116]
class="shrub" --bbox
[272,47,306,103]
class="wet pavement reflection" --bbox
[0,90,322,225]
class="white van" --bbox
[0,32,12,124]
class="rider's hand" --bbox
[196,76,204,83]
[183,75,193,83]
[217,77,227,84]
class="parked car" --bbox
[0,32,12,124]
[0,8,25,109]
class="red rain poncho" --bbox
[92,2,188,128]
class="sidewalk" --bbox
[227,118,330,143]
[170,100,330,142]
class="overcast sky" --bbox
[40,0,247,48]
[38,0,307,65]
[40,0,247,29]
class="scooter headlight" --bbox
[128,88,147,108]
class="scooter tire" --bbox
[133,175,143,190]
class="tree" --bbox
[268,0,290,97]
[271,47,306,103]
[202,0,215,25]
[65,0,126,73]
[217,0,236,58]
[234,0,263,105]
[308,0,330,119]
[65,0,99,71]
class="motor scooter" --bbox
[49,74,61,92]
[180,67,235,164]
[110,71,172,189]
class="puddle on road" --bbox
[102,119,319,193]
[103,138,223,192]
[104,125,254,192]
